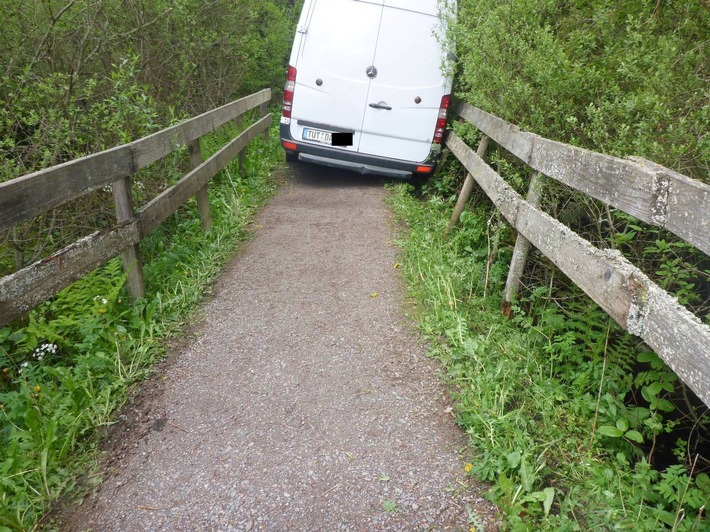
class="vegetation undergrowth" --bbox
[0,117,283,531]
[421,2,709,527]
[387,180,710,530]
[0,0,299,275]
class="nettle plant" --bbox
[496,246,710,528]
[0,260,145,527]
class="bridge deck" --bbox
[63,164,497,530]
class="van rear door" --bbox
[289,0,383,152]
[358,1,447,162]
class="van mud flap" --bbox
[298,153,412,179]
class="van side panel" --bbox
[358,7,447,162]
[289,0,382,152]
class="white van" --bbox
[280,0,456,180]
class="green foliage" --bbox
[0,0,297,275]
[386,182,710,530]
[454,0,709,184]
[450,0,709,333]
[0,0,291,527]
[381,499,399,513]
[0,118,282,529]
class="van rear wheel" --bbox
[285,151,299,163]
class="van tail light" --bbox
[282,141,298,151]
[433,94,451,144]
[282,66,297,119]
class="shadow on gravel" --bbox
[287,160,396,189]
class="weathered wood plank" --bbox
[641,285,710,406]
[0,89,271,232]
[517,200,710,407]
[0,145,134,231]
[628,158,710,258]
[446,132,710,407]
[0,220,141,326]
[0,90,272,323]
[456,102,710,256]
[446,135,521,223]
[448,133,630,321]
[259,101,270,142]
[131,89,271,170]
[139,114,272,236]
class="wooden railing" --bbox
[0,88,272,326]
[446,102,710,408]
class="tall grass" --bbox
[386,181,710,530]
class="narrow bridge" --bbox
[1,88,708,529]
[61,163,496,529]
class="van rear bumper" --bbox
[280,123,435,179]
[298,153,413,178]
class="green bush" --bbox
[0,0,297,275]
[454,0,709,183]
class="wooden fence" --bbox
[446,102,710,408]
[0,88,272,326]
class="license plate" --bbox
[302,127,332,144]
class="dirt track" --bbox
[63,163,497,531]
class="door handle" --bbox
[369,102,392,110]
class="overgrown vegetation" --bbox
[389,0,709,528]
[0,0,298,528]
[454,0,709,184]
[388,179,709,530]
[0,0,298,275]
[0,118,283,529]
[450,0,710,322]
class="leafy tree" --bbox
[0,0,298,275]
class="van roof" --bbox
[384,0,438,16]
[352,0,449,17]
[383,0,440,16]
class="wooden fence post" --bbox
[444,135,490,236]
[112,177,146,299]
[234,115,246,174]
[188,139,212,232]
[502,172,545,316]
[259,102,269,142]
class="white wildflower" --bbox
[32,343,58,360]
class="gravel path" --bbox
[64,163,498,531]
